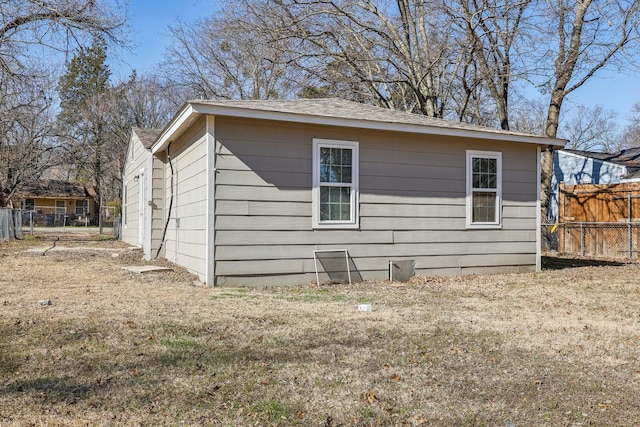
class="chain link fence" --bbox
[20,206,93,228]
[99,205,117,227]
[1,207,120,239]
[0,208,22,241]
[544,222,640,260]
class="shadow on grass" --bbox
[542,254,628,270]
[4,316,640,426]
[2,376,95,404]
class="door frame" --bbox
[138,168,145,246]
[55,200,66,226]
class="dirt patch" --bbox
[2,237,640,425]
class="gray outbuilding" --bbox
[122,98,565,286]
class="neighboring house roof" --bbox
[15,179,94,199]
[153,98,566,154]
[132,127,162,149]
[564,148,640,179]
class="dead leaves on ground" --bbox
[363,390,377,404]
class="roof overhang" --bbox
[152,103,202,154]
[152,101,566,154]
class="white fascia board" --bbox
[187,102,567,147]
[151,103,201,154]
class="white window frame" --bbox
[75,199,89,215]
[466,150,502,229]
[312,138,359,229]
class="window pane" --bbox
[342,167,352,184]
[74,199,89,215]
[320,165,330,182]
[340,202,351,221]
[320,147,331,164]
[320,187,330,203]
[330,204,341,220]
[319,146,352,183]
[487,158,497,189]
[473,174,480,189]
[488,158,497,174]
[341,149,352,166]
[481,158,489,173]
[330,165,339,182]
[471,157,497,189]
[337,187,351,220]
[319,185,351,221]
[479,172,489,188]
[473,157,481,173]
[329,148,340,164]
[488,174,496,188]
[472,192,496,223]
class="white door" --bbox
[138,169,145,246]
[55,200,66,226]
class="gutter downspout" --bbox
[155,142,174,260]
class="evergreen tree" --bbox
[58,37,111,125]
[57,38,111,219]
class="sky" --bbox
[108,0,219,80]
[111,0,639,129]
[562,71,639,125]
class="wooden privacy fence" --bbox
[557,182,640,259]
[558,182,640,223]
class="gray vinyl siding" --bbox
[121,133,147,247]
[148,155,165,259]
[121,132,165,260]
[213,117,540,286]
[162,117,208,280]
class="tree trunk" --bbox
[540,0,591,223]
[540,88,564,222]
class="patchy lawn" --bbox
[1,235,640,426]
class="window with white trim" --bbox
[75,199,89,215]
[466,150,502,228]
[312,139,359,228]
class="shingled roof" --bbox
[154,98,566,153]
[132,127,162,149]
[15,179,94,199]
[196,98,557,137]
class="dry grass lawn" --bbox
[2,233,640,426]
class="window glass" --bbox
[320,187,352,221]
[467,151,501,227]
[472,192,496,223]
[313,139,359,228]
[75,199,89,215]
[473,157,497,189]
[320,147,352,184]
